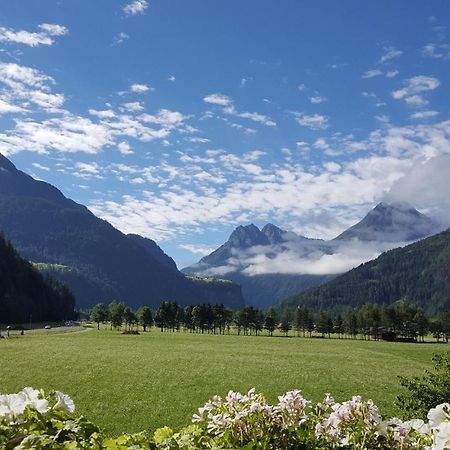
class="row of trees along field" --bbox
[90,300,450,342]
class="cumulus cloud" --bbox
[203,93,233,106]
[118,141,134,155]
[123,0,149,15]
[0,23,67,46]
[130,83,152,94]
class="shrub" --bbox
[397,352,450,419]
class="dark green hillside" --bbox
[0,233,76,324]
[0,154,244,310]
[281,228,450,315]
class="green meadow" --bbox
[0,329,447,436]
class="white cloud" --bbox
[410,110,438,120]
[118,141,134,155]
[362,69,383,79]
[379,46,403,63]
[32,162,50,171]
[386,70,399,78]
[130,83,152,94]
[297,84,306,91]
[422,43,450,59]
[0,23,67,47]
[309,96,327,104]
[179,244,216,255]
[121,101,144,112]
[204,93,276,127]
[203,93,232,106]
[0,114,113,156]
[123,0,149,16]
[89,119,450,242]
[0,62,65,113]
[0,98,26,115]
[168,75,176,82]
[293,112,329,130]
[38,24,68,36]
[113,32,129,45]
[187,137,210,143]
[89,109,116,119]
[392,76,440,106]
[224,106,276,127]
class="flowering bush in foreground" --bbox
[1,387,449,449]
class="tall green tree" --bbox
[109,301,125,329]
[264,309,277,336]
[91,303,107,330]
[137,306,153,332]
[124,307,137,330]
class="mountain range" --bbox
[183,203,441,308]
[0,154,244,311]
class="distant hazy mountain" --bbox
[0,154,244,310]
[281,227,450,315]
[183,203,439,309]
[0,232,76,324]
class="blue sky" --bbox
[1,0,450,268]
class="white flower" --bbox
[432,421,450,450]
[428,404,450,428]
[0,394,26,422]
[403,418,430,434]
[19,387,49,414]
[54,391,75,413]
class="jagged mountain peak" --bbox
[261,223,287,244]
[334,202,438,242]
[228,224,269,248]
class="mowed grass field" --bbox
[0,329,447,436]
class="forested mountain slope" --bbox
[281,228,450,315]
[0,233,76,323]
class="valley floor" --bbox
[0,329,447,436]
